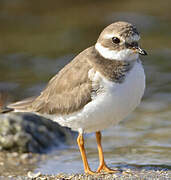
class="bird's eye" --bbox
[112,37,120,44]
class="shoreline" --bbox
[0,151,170,179]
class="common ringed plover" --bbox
[6,21,147,174]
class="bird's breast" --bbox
[81,59,145,132]
[50,60,145,133]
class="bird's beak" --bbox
[136,47,147,56]
[127,42,148,56]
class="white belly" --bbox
[49,60,145,133]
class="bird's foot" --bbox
[85,168,96,175]
[96,163,119,173]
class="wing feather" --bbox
[7,47,94,115]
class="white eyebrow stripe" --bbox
[104,33,140,42]
[104,34,115,39]
[104,34,125,42]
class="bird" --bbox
[4,21,147,174]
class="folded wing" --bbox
[7,47,94,115]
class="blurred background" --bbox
[0,0,170,175]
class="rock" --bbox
[0,112,74,153]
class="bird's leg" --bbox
[96,131,118,173]
[77,133,95,175]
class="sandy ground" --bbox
[0,169,170,180]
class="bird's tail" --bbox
[0,94,37,114]
[0,92,12,113]
[6,97,36,113]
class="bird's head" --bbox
[95,21,147,61]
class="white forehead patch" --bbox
[127,34,140,42]
[95,42,139,61]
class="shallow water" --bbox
[0,0,170,175]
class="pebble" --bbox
[27,171,41,179]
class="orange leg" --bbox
[96,131,118,173]
[77,133,95,175]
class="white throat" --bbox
[95,43,139,61]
